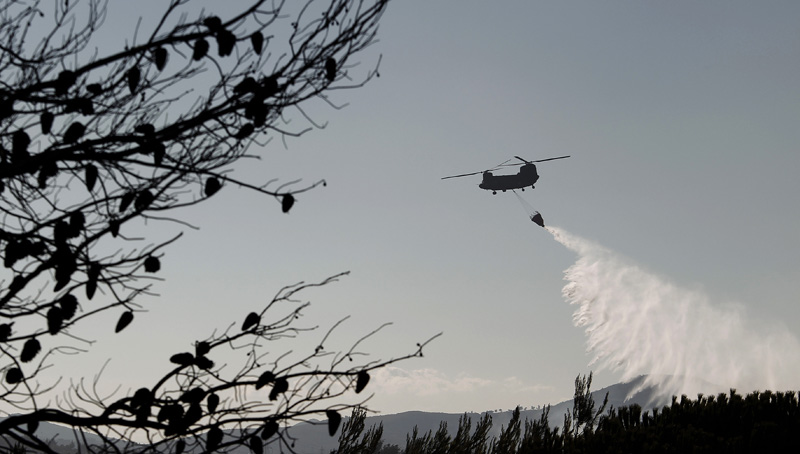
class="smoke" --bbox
[547,226,800,400]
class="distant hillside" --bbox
[287,375,671,453]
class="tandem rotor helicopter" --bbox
[442,155,570,227]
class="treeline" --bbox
[333,374,800,454]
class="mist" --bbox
[547,226,800,400]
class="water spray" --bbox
[547,226,800,402]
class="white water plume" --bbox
[547,226,800,400]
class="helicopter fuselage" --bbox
[478,163,539,193]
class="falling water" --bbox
[547,226,800,400]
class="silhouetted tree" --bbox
[0,0,437,453]
[491,407,521,454]
[333,408,384,454]
[565,372,607,440]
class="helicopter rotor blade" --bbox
[441,170,486,180]
[496,155,571,168]
[514,155,530,164]
[531,155,571,163]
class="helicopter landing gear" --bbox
[531,185,535,189]
[492,191,497,195]
[502,189,506,192]
[521,188,525,192]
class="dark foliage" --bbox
[355,377,800,454]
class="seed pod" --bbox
[234,77,258,95]
[204,177,221,197]
[134,190,154,211]
[249,436,263,454]
[355,370,370,393]
[255,371,275,390]
[134,123,156,136]
[203,16,223,32]
[170,352,195,366]
[206,393,220,413]
[86,83,103,95]
[268,377,289,401]
[68,211,85,237]
[86,261,101,300]
[41,111,54,134]
[260,420,279,440]
[12,130,30,160]
[281,194,295,213]
[0,323,13,341]
[216,30,236,57]
[195,341,211,357]
[250,32,264,55]
[326,410,342,436]
[38,160,58,189]
[234,123,255,139]
[109,219,120,237]
[20,338,41,362]
[151,141,165,167]
[115,311,134,333]
[53,247,76,292]
[144,256,160,273]
[127,67,140,94]
[325,57,336,82]
[119,192,135,213]
[192,39,209,60]
[242,312,260,331]
[205,426,223,452]
[180,387,206,404]
[55,70,76,96]
[5,367,22,384]
[131,387,152,409]
[46,306,64,335]
[194,355,214,370]
[155,47,168,71]
[260,76,279,98]
[59,294,79,320]
[85,164,98,192]
[63,121,85,143]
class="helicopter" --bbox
[441,155,570,195]
[442,155,569,228]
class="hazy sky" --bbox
[48,0,800,416]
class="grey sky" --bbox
[50,0,800,415]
